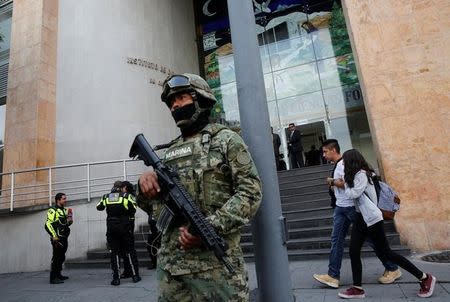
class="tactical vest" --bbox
[158,123,241,275]
[163,123,233,217]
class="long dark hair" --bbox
[343,149,374,187]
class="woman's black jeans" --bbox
[349,213,423,286]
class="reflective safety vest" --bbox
[97,192,137,219]
[45,206,71,238]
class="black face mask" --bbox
[171,103,197,126]
[171,103,211,137]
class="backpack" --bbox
[371,176,401,220]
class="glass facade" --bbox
[0,1,12,174]
[196,0,377,168]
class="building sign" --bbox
[126,57,174,87]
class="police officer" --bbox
[97,181,141,285]
[45,192,72,284]
[137,73,262,301]
[119,181,139,278]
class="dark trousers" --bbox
[121,220,135,274]
[290,150,304,169]
[50,237,68,281]
[349,214,423,286]
[147,219,160,266]
[107,220,139,278]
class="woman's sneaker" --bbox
[418,273,436,298]
[338,287,365,299]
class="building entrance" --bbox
[194,0,378,171]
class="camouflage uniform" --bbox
[138,123,262,302]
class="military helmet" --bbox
[161,73,216,108]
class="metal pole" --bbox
[226,1,293,301]
[87,163,91,202]
[10,172,14,211]
[123,160,127,180]
[48,168,52,206]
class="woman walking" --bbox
[335,149,436,299]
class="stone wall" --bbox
[1,0,58,209]
[343,0,450,251]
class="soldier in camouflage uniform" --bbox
[137,73,262,301]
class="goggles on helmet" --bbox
[162,75,192,101]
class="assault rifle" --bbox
[129,134,235,274]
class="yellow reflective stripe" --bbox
[105,197,122,204]
[123,197,129,210]
[96,199,104,208]
[46,220,57,237]
[46,209,57,237]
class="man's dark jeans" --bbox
[328,206,355,279]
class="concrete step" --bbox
[240,221,398,242]
[240,233,401,253]
[279,184,329,197]
[83,231,402,261]
[278,176,329,190]
[277,165,333,179]
[87,248,153,260]
[286,214,334,229]
[278,171,331,184]
[282,198,331,211]
[243,245,410,262]
[280,190,330,204]
[284,207,333,220]
[66,258,155,269]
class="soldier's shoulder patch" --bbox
[236,151,251,166]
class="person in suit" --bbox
[287,123,304,168]
[271,127,281,170]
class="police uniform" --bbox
[97,191,140,284]
[45,205,71,282]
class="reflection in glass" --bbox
[216,83,239,124]
[267,101,279,126]
[195,1,377,167]
[273,62,321,100]
[263,36,315,73]
[318,54,358,90]
[0,6,12,66]
[277,91,325,125]
[264,74,276,102]
[218,54,236,85]
[0,105,4,143]
[310,28,334,60]
[323,84,364,118]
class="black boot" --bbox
[57,274,69,280]
[111,278,120,286]
[50,271,64,284]
[132,275,142,283]
[110,252,121,286]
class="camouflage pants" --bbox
[157,264,249,302]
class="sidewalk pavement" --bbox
[1,255,449,302]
